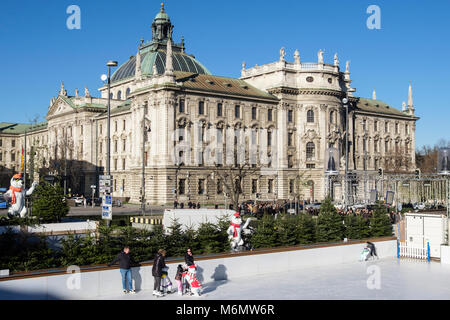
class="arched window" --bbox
[117,91,122,100]
[109,93,114,99]
[306,142,315,160]
[307,110,314,123]
[329,110,334,124]
[125,88,131,98]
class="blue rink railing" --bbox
[397,239,430,261]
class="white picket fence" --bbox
[398,240,430,260]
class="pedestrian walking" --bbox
[108,246,139,294]
[152,249,167,297]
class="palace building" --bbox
[0,4,419,205]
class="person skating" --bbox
[185,248,195,267]
[152,249,167,297]
[108,246,140,294]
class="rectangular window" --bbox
[179,99,185,113]
[198,179,205,195]
[145,152,148,166]
[11,152,15,162]
[252,179,258,194]
[216,179,223,195]
[395,123,399,134]
[251,107,257,120]
[288,132,293,146]
[0,139,2,147]
[288,110,293,122]
[11,139,15,148]
[122,179,125,192]
[362,120,366,131]
[268,179,274,194]
[114,159,117,171]
[289,179,295,194]
[235,105,240,118]
[81,125,83,135]
[80,142,83,154]
[268,109,273,122]
[122,158,125,170]
[123,120,126,131]
[99,142,103,153]
[217,103,223,117]
[99,124,103,135]
[306,163,315,169]
[288,155,294,168]
[198,101,204,115]
[385,122,388,133]
[267,131,272,147]
[114,140,118,153]
[178,179,186,195]
[123,139,126,152]
[0,153,2,161]
[374,121,378,132]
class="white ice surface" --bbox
[95,258,450,300]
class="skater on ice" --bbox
[152,249,167,297]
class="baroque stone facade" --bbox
[0,4,419,205]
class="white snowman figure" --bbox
[227,212,252,251]
[3,173,38,218]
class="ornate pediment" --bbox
[47,96,75,119]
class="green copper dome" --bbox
[111,3,211,83]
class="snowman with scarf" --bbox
[3,173,38,218]
[227,212,252,252]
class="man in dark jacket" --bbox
[152,249,167,297]
[109,246,139,294]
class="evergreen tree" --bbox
[250,214,278,249]
[344,214,371,240]
[369,203,393,237]
[295,213,316,244]
[32,181,69,223]
[275,214,298,247]
[316,197,344,242]
[196,222,228,254]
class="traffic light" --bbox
[415,169,421,179]
[378,168,383,177]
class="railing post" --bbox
[397,239,400,258]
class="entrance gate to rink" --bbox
[397,239,430,261]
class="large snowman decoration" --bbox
[227,212,252,251]
[3,173,38,218]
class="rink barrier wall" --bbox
[0,237,396,299]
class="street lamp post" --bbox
[106,61,118,177]
[105,60,117,226]
[343,96,349,210]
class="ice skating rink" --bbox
[97,258,450,300]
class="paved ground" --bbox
[95,258,450,300]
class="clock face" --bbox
[306,76,314,83]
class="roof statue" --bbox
[372,88,376,100]
[84,86,91,98]
[280,47,286,61]
[318,49,324,64]
[402,101,406,112]
[345,60,350,73]
[74,88,79,97]
[294,49,301,65]
[334,53,339,66]
[242,61,246,70]
[59,81,67,96]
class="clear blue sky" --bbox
[1,0,449,150]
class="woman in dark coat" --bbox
[184,248,195,267]
[152,249,167,296]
